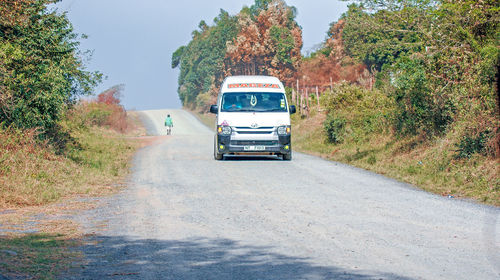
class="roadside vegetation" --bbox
[177,0,499,205]
[292,85,498,205]
[292,0,499,205]
[1,1,141,278]
[0,86,141,278]
[0,85,138,208]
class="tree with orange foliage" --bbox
[97,84,124,105]
[225,0,302,86]
[0,0,45,26]
[299,20,372,91]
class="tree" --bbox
[97,84,124,105]
[341,1,433,71]
[299,20,372,90]
[172,9,239,108]
[0,0,101,136]
[225,0,302,85]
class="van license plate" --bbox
[244,145,265,151]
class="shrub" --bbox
[455,131,491,159]
[323,114,346,144]
[87,103,113,126]
[391,56,454,137]
[320,82,394,142]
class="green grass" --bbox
[0,234,78,279]
[292,112,500,206]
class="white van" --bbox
[210,75,296,160]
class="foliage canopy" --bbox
[339,0,499,154]
[172,0,302,110]
[0,0,101,137]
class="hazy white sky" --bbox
[56,0,348,110]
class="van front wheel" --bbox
[214,141,223,160]
[282,152,292,161]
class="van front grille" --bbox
[236,131,273,134]
[231,140,278,146]
[234,126,274,130]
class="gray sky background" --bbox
[56,0,348,110]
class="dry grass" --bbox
[0,99,145,209]
[0,128,80,207]
[292,112,500,206]
[0,126,136,208]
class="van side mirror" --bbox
[210,105,218,114]
[289,105,296,114]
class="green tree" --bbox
[172,9,238,107]
[341,1,433,71]
[0,0,101,136]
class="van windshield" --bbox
[221,92,288,112]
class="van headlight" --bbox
[277,125,291,136]
[218,125,232,136]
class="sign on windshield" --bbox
[221,92,287,112]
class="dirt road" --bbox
[65,109,499,280]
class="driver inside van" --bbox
[223,95,242,110]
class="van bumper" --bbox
[217,135,291,154]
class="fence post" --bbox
[299,91,302,115]
[306,88,310,117]
[316,86,320,111]
[296,79,300,105]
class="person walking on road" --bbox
[164,114,173,135]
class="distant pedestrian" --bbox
[164,114,173,135]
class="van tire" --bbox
[283,152,292,161]
[214,140,223,160]
[215,152,223,160]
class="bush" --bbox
[63,85,129,133]
[87,103,113,126]
[320,82,394,142]
[391,56,454,137]
[455,131,491,159]
[323,114,346,144]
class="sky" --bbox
[55,0,348,110]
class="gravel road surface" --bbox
[65,109,499,280]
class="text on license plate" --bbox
[244,145,265,151]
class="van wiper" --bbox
[265,108,286,112]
